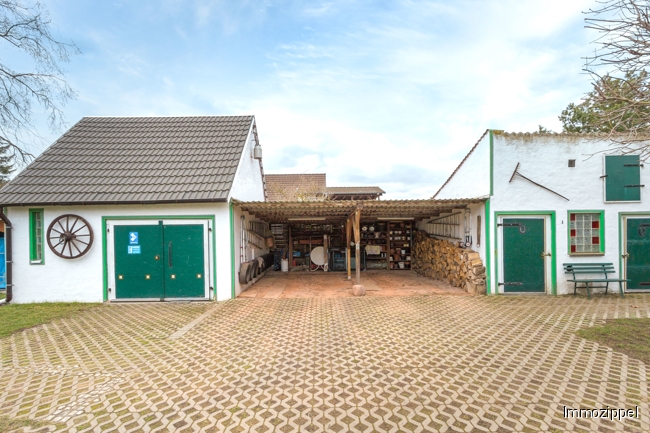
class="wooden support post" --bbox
[323,234,329,272]
[346,218,351,280]
[353,207,362,285]
[288,225,292,271]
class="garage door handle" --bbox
[168,242,173,267]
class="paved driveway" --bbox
[239,270,468,299]
[0,295,648,432]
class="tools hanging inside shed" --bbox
[460,208,472,248]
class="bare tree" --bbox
[580,0,650,159]
[0,0,78,165]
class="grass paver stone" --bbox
[0,295,647,431]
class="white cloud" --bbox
[32,0,600,200]
[240,0,599,198]
[302,2,335,17]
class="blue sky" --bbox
[14,0,596,198]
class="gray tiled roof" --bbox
[0,116,254,206]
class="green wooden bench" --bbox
[563,263,628,300]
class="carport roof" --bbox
[235,197,487,222]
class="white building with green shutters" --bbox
[431,130,650,296]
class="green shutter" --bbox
[605,155,641,201]
[29,209,44,264]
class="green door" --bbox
[114,224,164,299]
[114,223,206,299]
[502,218,545,293]
[626,218,650,291]
[163,224,205,298]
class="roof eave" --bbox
[0,197,229,207]
[433,129,490,198]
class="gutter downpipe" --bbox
[0,207,12,304]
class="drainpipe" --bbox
[0,207,11,304]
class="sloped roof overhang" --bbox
[235,197,487,223]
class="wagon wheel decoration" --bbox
[47,214,94,259]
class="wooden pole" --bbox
[346,218,351,280]
[353,208,361,285]
[288,225,292,271]
[323,234,329,272]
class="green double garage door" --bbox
[115,223,206,299]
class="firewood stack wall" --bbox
[413,230,487,295]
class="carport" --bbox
[235,198,486,293]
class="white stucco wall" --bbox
[231,206,269,297]
[229,121,266,202]
[416,202,487,266]
[489,133,650,295]
[227,119,268,296]
[435,131,490,199]
[466,202,487,261]
[7,203,234,303]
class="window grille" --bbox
[569,212,604,254]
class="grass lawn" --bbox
[0,416,61,431]
[0,302,100,339]
[0,291,5,300]
[578,318,650,365]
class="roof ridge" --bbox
[82,114,254,119]
[265,173,327,176]
[498,130,650,138]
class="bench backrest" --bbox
[563,263,615,276]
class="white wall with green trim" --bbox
[490,133,649,295]
[8,203,231,303]
[436,131,649,296]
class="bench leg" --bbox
[605,281,609,295]
[574,282,578,297]
[619,281,624,299]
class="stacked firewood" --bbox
[412,230,486,294]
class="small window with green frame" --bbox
[568,211,605,255]
[29,209,44,264]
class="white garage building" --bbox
[0,115,268,303]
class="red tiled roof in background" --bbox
[265,174,326,201]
